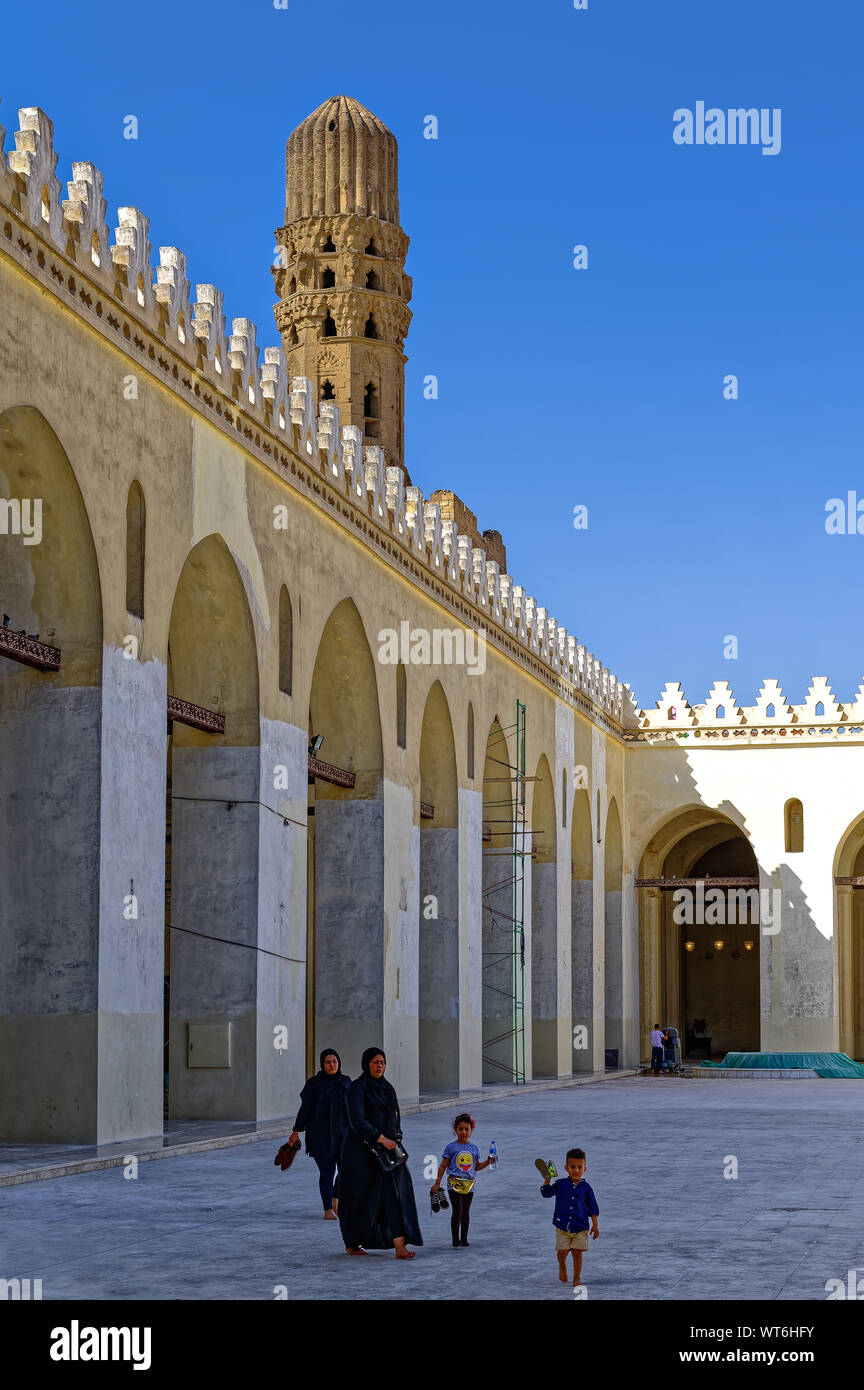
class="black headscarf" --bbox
[304,1048,347,1097]
[359,1047,400,1137]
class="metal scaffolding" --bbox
[481,700,528,1083]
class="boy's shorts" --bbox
[556,1228,589,1251]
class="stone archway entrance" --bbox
[638,810,761,1060]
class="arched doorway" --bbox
[531,753,557,1077]
[166,534,260,1119]
[638,810,760,1060]
[0,406,102,1141]
[418,680,459,1092]
[834,814,864,1060]
[307,599,383,1077]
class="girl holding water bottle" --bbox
[431,1113,496,1248]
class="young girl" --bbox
[431,1113,493,1248]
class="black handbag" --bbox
[366,1131,408,1172]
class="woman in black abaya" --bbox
[287,1048,351,1219]
[338,1048,422,1258]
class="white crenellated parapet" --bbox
[404,486,428,558]
[486,561,502,624]
[153,246,192,337]
[456,533,473,586]
[9,108,63,249]
[342,425,364,500]
[289,375,317,457]
[385,465,406,534]
[693,680,744,726]
[795,677,841,724]
[261,346,289,428]
[742,679,794,725]
[641,681,695,729]
[471,549,489,612]
[62,162,110,274]
[621,684,641,728]
[843,681,864,723]
[111,207,154,309]
[364,445,386,520]
[229,318,259,404]
[192,283,228,375]
[318,403,344,481]
[424,501,444,572]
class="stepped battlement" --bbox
[631,677,864,743]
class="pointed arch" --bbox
[307,598,384,1075]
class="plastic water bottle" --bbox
[488,1140,498,1169]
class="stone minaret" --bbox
[273,96,412,475]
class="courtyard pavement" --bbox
[3,1076,864,1301]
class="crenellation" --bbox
[743,678,794,725]
[341,424,364,500]
[9,107,64,249]
[111,207,154,310]
[318,402,344,480]
[228,318,260,405]
[288,374,316,456]
[795,677,841,724]
[423,501,443,571]
[192,282,228,376]
[260,346,289,428]
[363,444,387,521]
[62,162,110,276]
[385,465,407,534]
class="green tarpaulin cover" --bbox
[701,1052,864,1079]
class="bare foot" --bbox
[573,1279,584,1286]
[395,1248,415,1259]
[324,1209,337,1220]
[345,1247,368,1255]
[558,1266,568,1283]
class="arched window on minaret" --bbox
[323,311,337,338]
[365,268,379,290]
[365,239,378,256]
[289,276,296,294]
[288,324,299,345]
[364,315,377,339]
[322,235,336,252]
[363,381,379,420]
[322,266,335,288]
[321,380,335,401]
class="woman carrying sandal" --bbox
[286,1048,351,1220]
[337,1048,422,1258]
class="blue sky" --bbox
[3,0,862,712]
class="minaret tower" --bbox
[273,96,412,475]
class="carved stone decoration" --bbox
[62,162,110,271]
[192,284,228,371]
[318,401,343,480]
[363,445,386,519]
[9,107,64,248]
[289,375,317,456]
[111,207,154,309]
[229,318,260,401]
[342,425,364,500]
[153,246,192,335]
[385,465,406,534]
[261,346,289,425]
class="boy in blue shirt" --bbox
[537,1147,599,1286]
